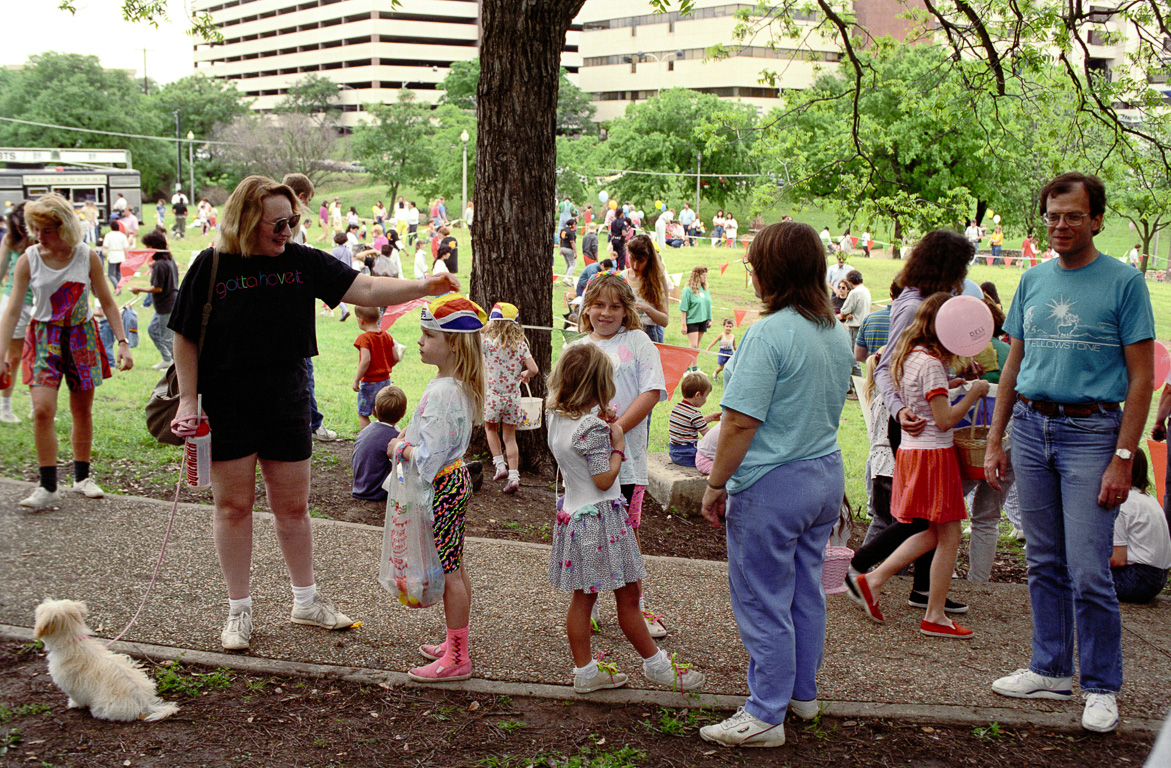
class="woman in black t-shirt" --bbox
[167,175,458,652]
[130,230,178,368]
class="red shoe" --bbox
[920,620,974,638]
[849,573,884,624]
[408,658,473,682]
[419,642,446,661]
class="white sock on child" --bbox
[493,455,506,470]
[0,396,12,415]
[590,601,600,622]
[291,584,317,607]
[228,596,253,614]
[507,470,519,481]
[638,593,646,612]
[642,649,669,673]
[574,660,599,680]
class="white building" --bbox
[191,0,582,128]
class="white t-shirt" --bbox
[102,230,128,264]
[413,248,428,279]
[113,197,128,211]
[569,328,666,485]
[407,207,420,226]
[840,283,871,328]
[1114,491,1171,569]
[965,224,981,242]
[724,217,738,238]
[394,205,409,224]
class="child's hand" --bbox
[969,379,991,398]
[609,422,625,452]
[599,405,618,423]
[352,380,361,392]
[387,437,402,459]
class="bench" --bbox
[646,452,708,516]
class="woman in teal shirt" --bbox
[698,222,853,748]
[678,265,713,353]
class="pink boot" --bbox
[409,626,472,682]
[419,641,446,661]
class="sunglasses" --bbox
[267,213,302,233]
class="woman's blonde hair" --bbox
[577,274,641,334]
[216,175,298,258]
[546,343,615,419]
[26,193,84,247]
[484,318,527,353]
[862,350,882,403]
[445,331,486,424]
[372,224,383,237]
[890,292,955,387]
[687,265,708,294]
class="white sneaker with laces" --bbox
[788,698,821,720]
[312,426,338,442]
[642,609,667,638]
[0,410,19,424]
[70,478,105,498]
[643,654,704,691]
[20,487,61,510]
[290,593,354,630]
[991,668,1072,700]
[221,609,253,650]
[1082,693,1119,733]
[700,708,785,748]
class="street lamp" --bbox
[625,50,686,97]
[460,129,470,229]
[186,131,195,204]
[695,150,702,220]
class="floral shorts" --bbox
[22,319,111,392]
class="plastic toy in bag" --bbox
[378,456,446,608]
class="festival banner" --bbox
[1148,439,1167,506]
[116,249,157,290]
[734,309,747,327]
[719,262,730,276]
[985,257,994,266]
[381,298,430,331]
[1004,256,1014,267]
[654,343,700,400]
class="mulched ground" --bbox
[0,641,1155,767]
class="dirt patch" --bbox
[0,641,1155,767]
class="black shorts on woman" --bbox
[168,243,357,462]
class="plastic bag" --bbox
[378,455,446,608]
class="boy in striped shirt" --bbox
[668,371,720,466]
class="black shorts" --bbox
[201,362,312,462]
[686,321,711,334]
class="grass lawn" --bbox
[1,208,1167,509]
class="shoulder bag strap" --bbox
[195,250,219,358]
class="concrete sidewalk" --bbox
[2,479,1168,732]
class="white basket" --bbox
[517,382,543,431]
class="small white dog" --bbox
[34,599,179,722]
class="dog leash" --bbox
[104,476,182,648]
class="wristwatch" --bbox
[1115,448,1134,461]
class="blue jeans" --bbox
[668,442,697,466]
[147,311,172,363]
[1010,401,1123,693]
[726,451,844,724]
[642,324,664,343]
[305,357,323,431]
[1112,563,1168,603]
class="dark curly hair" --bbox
[898,229,970,296]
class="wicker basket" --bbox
[954,425,989,482]
[822,546,854,594]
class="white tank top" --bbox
[26,242,94,325]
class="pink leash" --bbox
[104,477,182,648]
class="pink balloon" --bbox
[935,295,994,357]
[1155,340,1170,390]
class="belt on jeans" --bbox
[1018,394,1119,418]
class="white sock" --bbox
[508,469,519,481]
[574,660,598,679]
[638,593,646,612]
[493,455,506,470]
[291,583,317,607]
[0,396,11,414]
[228,596,252,614]
[642,649,668,672]
[590,601,600,622]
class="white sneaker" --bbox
[642,609,668,638]
[788,698,821,720]
[574,666,629,694]
[1082,692,1119,733]
[312,426,338,442]
[151,360,172,371]
[290,593,354,630]
[20,487,61,510]
[221,608,253,651]
[991,669,1072,700]
[69,478,105,498]
[1011,527,1026,542]
[0,410,19,424]
[699,708,785,748]
[643,654,704,691]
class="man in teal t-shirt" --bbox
[985,172,1154,735]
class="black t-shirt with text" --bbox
[168,243,357,384]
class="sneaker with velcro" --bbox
[991,668,1072,700]
[700,708,785,748]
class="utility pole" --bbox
[137,48,153,95]
[173,110,181,195]
[695,151,702,220]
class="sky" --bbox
[5,0,196,85]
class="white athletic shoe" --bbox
[20,487,61,510]
[700,708,785,748]
[1082,693,1119,733]
[69,478,105,498]
[221,608,253,651]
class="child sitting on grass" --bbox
[668,371,720,467]
[351,385,407,501]
[352,305,400,429]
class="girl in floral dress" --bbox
[546,343,704,694]
[482,302,539,493]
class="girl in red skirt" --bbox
[847,292,989,637]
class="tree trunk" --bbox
[891,218,903,259]
[471,0,585,476]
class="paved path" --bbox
[2,479,1168,731]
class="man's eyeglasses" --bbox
[268,214,301,233]
[741,258,755,275]
[1041,212,1089,227]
